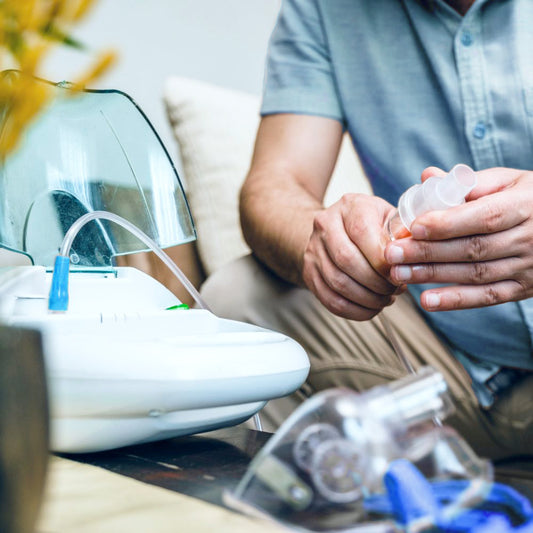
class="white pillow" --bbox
[163,76,370,276]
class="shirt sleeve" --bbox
[261,0,344,122]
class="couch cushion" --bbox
[164,76,370,276]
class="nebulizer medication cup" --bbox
[385,164,477,241]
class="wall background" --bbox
[43,0,280,170]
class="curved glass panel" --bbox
[0,72,195,268]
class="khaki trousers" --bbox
[200,255,533,482]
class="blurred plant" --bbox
[0,0,116,158]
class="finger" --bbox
[318,245,396,309]
[409,192,528,241]
[390,257,523,285]
[386,228,523,265]
[310,268,384,320]
[468,167,522,200]
[323,226,399,295]
[420,280,525,311]
[337,197,400,292]
[420,166,446,183]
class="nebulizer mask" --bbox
[225,367,502,531]
[226,167,533,532]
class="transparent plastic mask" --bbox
[0,71,195,268]
[225,367,492,532]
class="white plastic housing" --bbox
[0,266,310,452]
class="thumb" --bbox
[420,166,446,183]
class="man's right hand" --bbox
[302,193,402,321]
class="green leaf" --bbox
[41,23,85,50]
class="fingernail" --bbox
[425,293,441,309]
[411,224,428,239]
[394,265,412,281]
[387,245,404,263]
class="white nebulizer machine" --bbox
[0,72,309,452]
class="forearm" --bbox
[239,113,343,286]
[240,165,322,286]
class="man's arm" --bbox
[240,113,401,321]
[240,114,343,286]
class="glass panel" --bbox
[0,73,195,268]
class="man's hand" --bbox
[386,167,533,311]
[303,193,402,321]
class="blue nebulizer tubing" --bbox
[365,459,533,532]
[48,210,210,312]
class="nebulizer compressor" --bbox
[0,73,309,452]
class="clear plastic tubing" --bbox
[58,210,211,311]
[53,211,264,431]
[386,164,477,241]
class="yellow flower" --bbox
[0,0,115,160]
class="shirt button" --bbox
[461,31,473,46]
[473,122,486,139]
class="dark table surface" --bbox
[61,427,272,509]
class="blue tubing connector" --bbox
[48,255,70,311]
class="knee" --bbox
[200,256,250,320]
[200,254,284,322]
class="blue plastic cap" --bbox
[48,255,70,311]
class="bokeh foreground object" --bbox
[0,0,116,160]
[226,367,533,532]
[0,325,48,533]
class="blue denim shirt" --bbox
[261,0,533,405]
